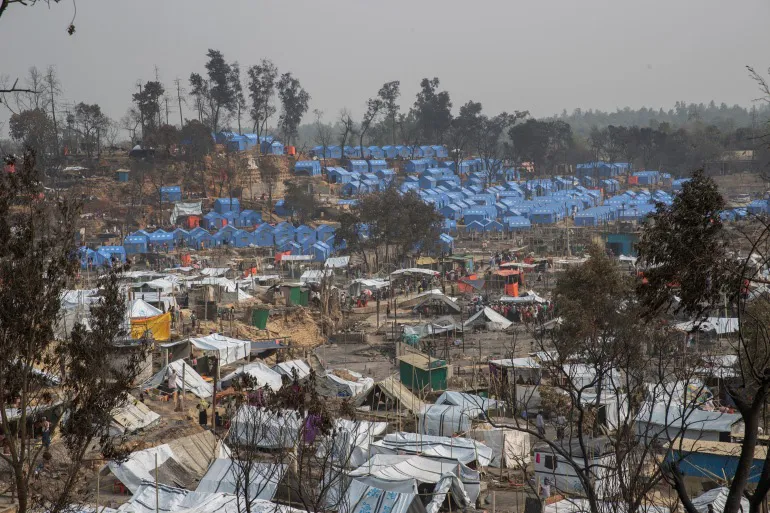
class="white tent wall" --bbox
[195,458,286,500]
[187,334,251,366]
[468,427,531,467]
[419,404,473,437]
[370,432,493,467]
[142,360,213,399]
[110,399,161,436]
[228,406,303,449]
[340,479,426,513]
[220,361,283,391]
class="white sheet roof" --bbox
[324,256,350,268]
[111,399,160,435]
[228,406,303,449]
[435,390,498,411]
[272,359,311,380]
[300,269,333,284]
[143,360,213,399]
[220,361,283,390]
[463,307,512,330]
[638,402,742,433]
[341,479,424,513]
[691,487,749,513]
[200,267,230,277]
[195,458,285,500]
[325,370,374,398]
[489,357,541,369]
[372,432,493,466]
[187,334,251,366]
[128,299,163,318]
[390,268,439,277]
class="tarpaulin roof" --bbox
[143,360,213,399]
[195,458,286,500]
[691,487,749,513]
[128,299,163,319]
[401,290,461,313]
[390,268,439,277]
[349,454,478,512]
[186,334,250,366]
[324,256,350,268]
[106,431,222,493]
[371,432,493,467]
[169,201,202,225]
[355,375,426,414]
[228,406,303,449]
[341,479,426,513]
[220,361,283,390]
[111,399,160,435]
[323,370,374,398]
[463,307,512,330]
[272,359,311,380]
[435,391,498,411]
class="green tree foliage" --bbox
[0,151,150,513]
[8,108,55,172]
[180,119,213,164]
[509,119,572,175]
[277,72,310,146]
[73,102,108,158]
[132,80,164,137]
[189,49,236,132]
[283,180,318,225]
[412,77,452,144]
[335,188,442,271]
[377,80,401,145]
[246,59,278,145]
[636,170,731,317]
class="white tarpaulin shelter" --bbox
[401,290,461,313]
[116,480,303,513]
[544,499,668,513]
[106,431,222,493]
[341,479,426,513]
[186,334,251,366]
[419,404,475,437]
[110,399,160,436]
[320,419,388,468]
[143,360,213,399]
[272,359,311,380]
[195,458,286,500]
[691,487,749,513]
[435,391,498,412]
[349,278,390,297]
[463,307,512,331]
[128,299,163,319]
[349,454,478,512]
[371,432,493,467]
[228,406,303,449]
[674,317,739,335]
[300,269,333,284]
[170,201,202,225]
[499,291,546,304]
[324,370,374,398]
[220,361,283,390]
[390,268,439,277]
[636,402,744,442]
[325,256,350,268]
[468,426,531,467]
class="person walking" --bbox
[41,417,51,449]
[536,411,546,437]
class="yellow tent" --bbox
[130,312,171,341]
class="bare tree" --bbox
[338,109,356,160]
[358,97,383,160]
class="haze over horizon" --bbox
[3,0,770,132]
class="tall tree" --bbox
[312,109,333,165]
[476,110,527,185]
[132,80,164,139]
[377,80,400,145]
[44,66,61,157]
[412,77,452,144]
[0,150,150,513]
[358,96,383,159]
[276,72,310,146]
[229,62,246,134]
[447,100,482,173]
[188,49,236,132]
[338,109,356,157]
[73,102,108,159]
[246,59,278,149]
[9,108,55,174]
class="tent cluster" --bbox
[311,144,449,160]
[213,132,285,154]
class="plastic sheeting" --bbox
[419,404,473,437]
[463,307,512,330]
[435,391,497,411]
[110,399,160,435]
[318,419,388,468]
[131,312,171,341]
[220,361,283,390]
[349,454,479,511]
[324,370,374,398]
[195,458,285,500]
[187,334,250,366]
[116,481,303,513]
[272,359,311,380]
[340,479,426,513]
[468,427,531,467]
[128,299,163,318]
[691,487,749,513]
[170,201,202,225]
[371,432,493,467]
[228,406,303,449]
[143,360,213,399]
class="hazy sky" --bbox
[3,0,770,133]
